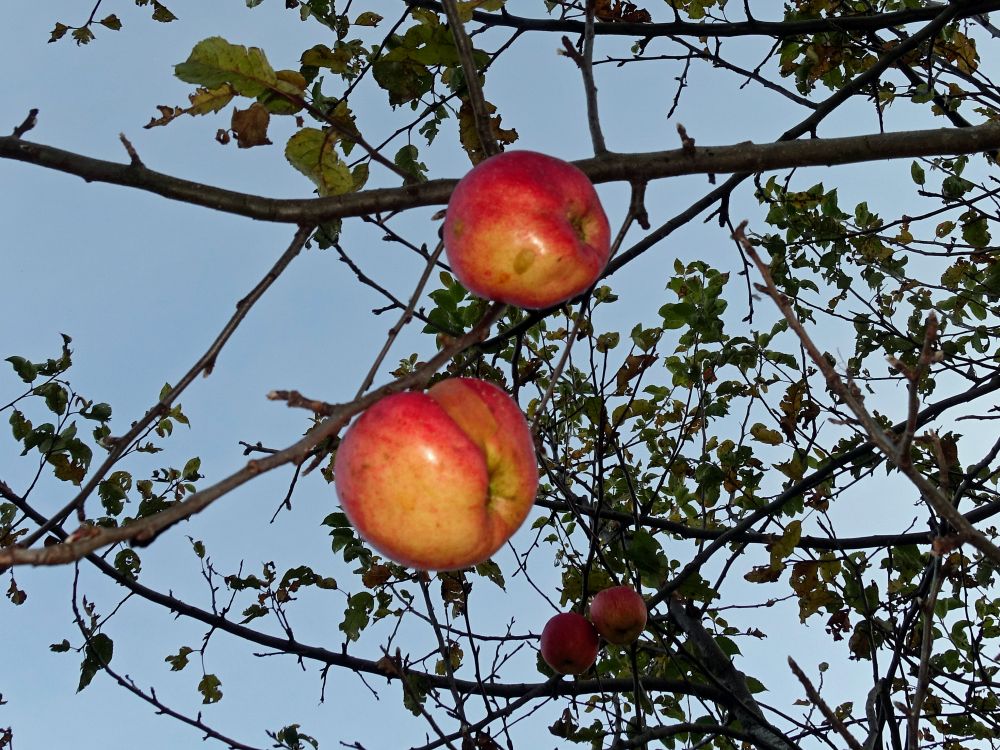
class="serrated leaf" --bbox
[198,673,223,703]
[165,646,193,671]
[98,14,122,30]
[285,128,354,196]
[175,37,277,98]
[49,23,70,43]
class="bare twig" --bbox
[17,224,315,549]
[355,240,448,397]
[788,657,864,750]
[0,301,506,567]
[11,109,38,138]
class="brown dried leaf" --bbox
[231,103,272,148]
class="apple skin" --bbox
[540,612,600,675]
[588,585,647,645]
[443,150,611,309]
[333,378,538,571]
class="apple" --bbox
[333,377,538,571]
[540,612,600,675]
[443,150,611,309]
[588,585,647,645]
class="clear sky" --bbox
[3,2,998,749]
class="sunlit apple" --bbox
[333,378,538,570]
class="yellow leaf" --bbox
[285,128,354,196]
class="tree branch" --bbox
[3,124,999,224]
[409,0,1000,40]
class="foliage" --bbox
[4,1,1000,749]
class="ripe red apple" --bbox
[588,585,647,645]
[333,378,538,571]
[443,150,611,309]
[540,612,600,675]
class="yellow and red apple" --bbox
[589,585,647,645]
[540,612,600,675]
[443,150,611,309]
[333,378,538,571]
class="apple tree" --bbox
[4,1,1000,749]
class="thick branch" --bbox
[410,0,1000,40]
[3,124,999,223]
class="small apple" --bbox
[333,378,538,571]
[588,585,647,645]
[540,612,600,675]
[443,150,611,309]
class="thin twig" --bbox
[355,240,448,397]
[17,224,315,549]
[0,301,506,567]
[788,657,864,750]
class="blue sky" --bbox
[3,2,998,748]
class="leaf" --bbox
[474,560,506,589]
[175,37,277,98]
[458,98,518,165]
[354,11,383,26]
[33,382,68,415]
[769,521,801,568]
[394,145,428,183]
[231,102,272,148]
[6,578,26,606]
[50,639,71,652]
[198,673,223,704]
[150,1,177,22]
[285,128,354,196]
[49,23,70,43]
[6,356,37,383]
[750,422,783,446]
[910,161,925,186]
[78,633,113,691]
[340,592,374,641]
[189,84,237,115]
[98,15,122,30]
[165,646,193,671]
[72,27,95,45]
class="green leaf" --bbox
[394,145,428,183]
[285,128,354,196]
[175,37,277,98]
[340,592,374,641]
[50,639,71,652]
[33,382,68,415]
[78,633,113,691]
[910,161,925,186]
[6,356,37,383]
[114,548,142,581]
[165,646,193,671]
[198,673,223,704]
[354,11,383,26]
[659,302,694,329]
